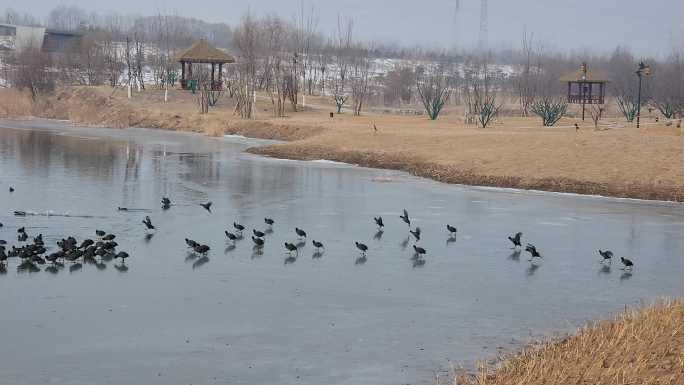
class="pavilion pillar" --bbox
[181,61,185,82]
[218,63,223,81]
[211,63,215,83]
[188,62,193,78]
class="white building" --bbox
[0,23,46,51]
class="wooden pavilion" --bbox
[178,39,235,91]
[560,63,609,120]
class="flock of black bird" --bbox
[181,200,636,270]
[0,225,130,275]
[1,186,133,274]
[1,186,636,274]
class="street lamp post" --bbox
[635,61,650,129]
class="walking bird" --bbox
[253,229,265,238]
[508,232,523,248]
[446,224,457,236]
[161,197,171,209]
[400,209,411,227]
[525,243,542,259]
[193,244,210,255]
[185,238,199,248]
[620,257,634,270]
[233,222,245,234]
[295,227,307,238]
[142,216,155,230]
[413,245,426,257]
[96,230,106,237]
[355,242,368,255]
[374,216,384,228]
[284,242,298,254]
[312,240,324,250]
[225,231,238,242]
[264,218,275,226]
[252,237,265,247]
[598,249,613,263]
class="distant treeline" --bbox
[1,5,682,121]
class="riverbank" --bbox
[454,300,684,385]
[2,86,684,202]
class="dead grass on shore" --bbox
[452,300,684,385]
[0,88,40,118]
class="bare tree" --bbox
[102,33,123,87]
[47,5,86,31]
[2,8,40,26]
[653,50,683,119]
[462,56,500,127]
[331,16,353,113]
[9,48,54,100]
[287,52,301,112]
[531,98,568,126]
[261,16,290,117]
[77,30,108,86]
[132,30,146,90]
[384,66,415,106]
[608,47,652,122]
[517,28,539,116]
[416,64,451,120]
[293,2,319,99]
[232,12,261,119]
[124,36,134,97]
[590,105,604,129]
[350,45,371,116]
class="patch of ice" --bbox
[310,159,351,166]
[223,134,248,140]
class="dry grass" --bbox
[453,300,684,385]
[249,112,684,201]
[0,88,36,118]
[3,85,684,201]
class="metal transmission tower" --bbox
[478,0,489,52]
[452,0,461,50]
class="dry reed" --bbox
[454,300,684,385]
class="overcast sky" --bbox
[5,0,684,56]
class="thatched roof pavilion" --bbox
[178,39,235,90]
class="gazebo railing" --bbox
[210,81,223,91]
[568,94,604,104]
[179,79,223,91]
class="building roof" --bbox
[559,68,609,83]
[177,39,235,64]
[45,28,82,37]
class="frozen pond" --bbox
[0,119,683,385]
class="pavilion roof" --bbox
[559,68,609,83]
[178,39,235,64]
